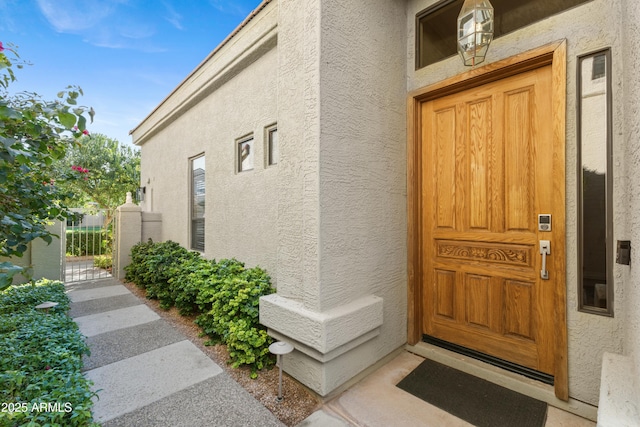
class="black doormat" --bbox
[396,358,547,427]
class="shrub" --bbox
[158,249,203,311]
[65,229,110,256]
[0,280,70,315]
[194,258,246,315]
[124,239,155,287]
[0,280,99,427]
[168,256,218,316]
[124,240,196,309]
[195,264,276,376]
[94,254,113,269]
[125,241,276,377]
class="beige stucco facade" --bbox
[132,0,640,420]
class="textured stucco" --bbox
[260,293,383,354]
[621,0,640,413]
[135,0,406,396]
[261,0,408,396]
[275,0,321,302]
[114,202,142,280]
[407,0,626,406]
[1,221,65,284]
[134,2,279,274]
[31,221,65,282]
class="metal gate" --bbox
[64,209,113,282]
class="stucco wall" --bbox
[621,0,640,409]
[262,0,408,395]
[275,0,321,302]
[2,221,65,284]
[315,0,408,365]
[317,0,407,313]
[407,0,626,405]
[135,3,279,274]
[134,0,407,395]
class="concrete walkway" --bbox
[66,277,597,427]
[66,277,284,426]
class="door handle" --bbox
[539,240,550,280]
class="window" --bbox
[577,48,612,316]
[191,155,205,252]
[237,136,254,172]
[266,125,278,166]
[592,54,606,80]
[416,0,593,68]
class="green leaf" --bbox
[57,112,76,128]
[77,115,87,132]
[0,104,21,119]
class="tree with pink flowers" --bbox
[0,42,94,289]
[56,133,140,228]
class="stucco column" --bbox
[261,0,406,396]
[113,193,142,280]
[273,0,322,305]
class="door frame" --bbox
[407,40,568,400]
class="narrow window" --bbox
[237,136,254,172]
[191,155,205,252]
[577,48,613,316]
[266,125,278,166]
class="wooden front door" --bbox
[417,56,566,386]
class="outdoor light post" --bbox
[35,301,59,314]
[457,0,494,66]
[268,341,294,402]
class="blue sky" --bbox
[0,0,263,146]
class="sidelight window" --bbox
[577,49,613,316]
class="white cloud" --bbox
[162,1,184,30]
[35,0,162,51]
[36,0,117,33]
[207,0,250,17]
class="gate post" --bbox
[31,220,65,282]
[113,192,142,280]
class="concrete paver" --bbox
[68,284,131,302]
[103,375,284,427]
[85,340,222,423]
[74,304,160,337]
[69,293,141,318]
[65,277,120,292]
[296,410,351,427]
[82,320,186,371]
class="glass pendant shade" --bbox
[457,0,494,66]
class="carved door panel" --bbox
[421,65,559,375]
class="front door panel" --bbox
[421,65,559,375]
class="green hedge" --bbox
[0,280,99,427]
[66,229,110,257]
[93,255,113,269]
[124,240,276,377]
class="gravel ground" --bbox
[120,280,321,426]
